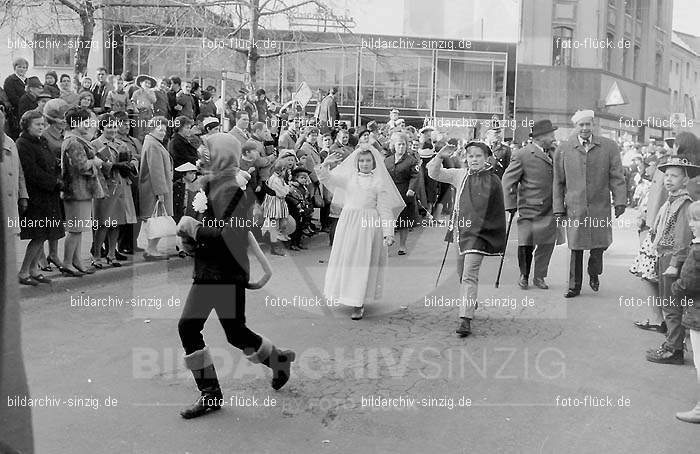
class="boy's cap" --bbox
[657,157,700,178]
[175,162,198,172]
[464,140,492,156]
[291,166,310,177]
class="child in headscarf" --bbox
[175,133,295,419]
[261,158,291,256]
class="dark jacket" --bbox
[193,183,253,284]
[17,93,38,121]
[672,242,700,331]
[3,74,25,110]
[385,152,420,203]
[501,143,559,245]
[16,132,65,240]
[167,133,198,179]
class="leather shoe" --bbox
[646,347,684,365]
[456,318,472,337]
[532,277,548,289]
[564,289,580,298]
[589,275,599,292]
[518,275,528,289]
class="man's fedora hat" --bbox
[531,119,558,138]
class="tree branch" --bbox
[259,43,358,59]
[258,0,315,16]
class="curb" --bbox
[19,254,192,298]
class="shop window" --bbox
[33,34,76,68]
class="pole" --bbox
[495,212,515,288]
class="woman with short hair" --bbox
[16,110,65,285]
[139,115,173,259]
[61,107,104,276]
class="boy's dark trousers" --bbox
[658,253,685,352]
[289,213,305,246]
[178,282,262,356]
[568,248,604,291]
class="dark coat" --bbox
[3,74,25,109]
[501,143,561,245]
[194,182,253,284]
[17,93,38,121]
[385,152,420,201]
[16,132,65,240]
[673,242,700,331]
[168,132,198,178]
[489,143,511,179]
[553,135,626,250]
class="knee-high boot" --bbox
[246,337,296,390]
[180,347,223,419]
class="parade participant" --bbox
[553,109,627,298]
[262,159,291,256]
[673,200,700,423]
[176,133,295,419]
[286,167,313,250]
[317,144,404,320]
[385,132,419,255]
[501,119,560,290]
[415,136,436,215]
[485,127,511,179]
[645,158,699,365]
[428,141,506,336]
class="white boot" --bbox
[675,402,700,423]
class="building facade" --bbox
[517,0,675,143]
[669,30,700,136]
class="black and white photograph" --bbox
[1,0,699,452]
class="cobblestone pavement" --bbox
[19,211,698,453]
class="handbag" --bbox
[310,182,324,208]
[145,200,177,240]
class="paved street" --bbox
[17,210,698,454]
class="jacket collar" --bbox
[529,142,552,165]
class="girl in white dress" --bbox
[317,144,405,319]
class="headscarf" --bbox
[198,133,242,217]
[325,144,406,220]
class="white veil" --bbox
[325,144,406,221]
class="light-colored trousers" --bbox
[459,253,484,319]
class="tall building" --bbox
[669,31,700,136]
[517,0,675,142]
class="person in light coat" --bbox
[553,110,627,298]
[139,115,173,260]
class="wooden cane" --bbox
[495,212,515,288]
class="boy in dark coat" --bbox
[286,167,313,250]
[428,141,506,337]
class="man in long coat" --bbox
[553,110,627,297]
[317,88,339,130]
[502,119,560,290]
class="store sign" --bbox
[294,81,313,108]
[605,81,626,106]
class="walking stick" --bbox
[435,239,451,288]
[495,212,515,288]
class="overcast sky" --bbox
[672,0,700,36]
